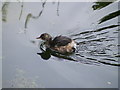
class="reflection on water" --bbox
[24,0,60,30]
[98,10,120,24]
[19,2,23,20]
[92,2,113,10]
[92,1,120,24]
[2,2,9,22]
[25,0,47,29]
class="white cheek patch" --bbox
[71,41,77,49]
[74,43,77,49]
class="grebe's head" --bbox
[36,33,52,41]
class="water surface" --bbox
[2,2,119,88]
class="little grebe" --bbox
[36,33,77,54]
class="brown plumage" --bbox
[36,33,76,54]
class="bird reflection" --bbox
[37,43,77,62]
[37,48,51,60]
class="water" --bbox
[2,1,119,88]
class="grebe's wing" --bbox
[51,36,72,47]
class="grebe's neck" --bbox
[45,37,52,47]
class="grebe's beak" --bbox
[36,37,41,39]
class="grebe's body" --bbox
[36,33,76,54]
